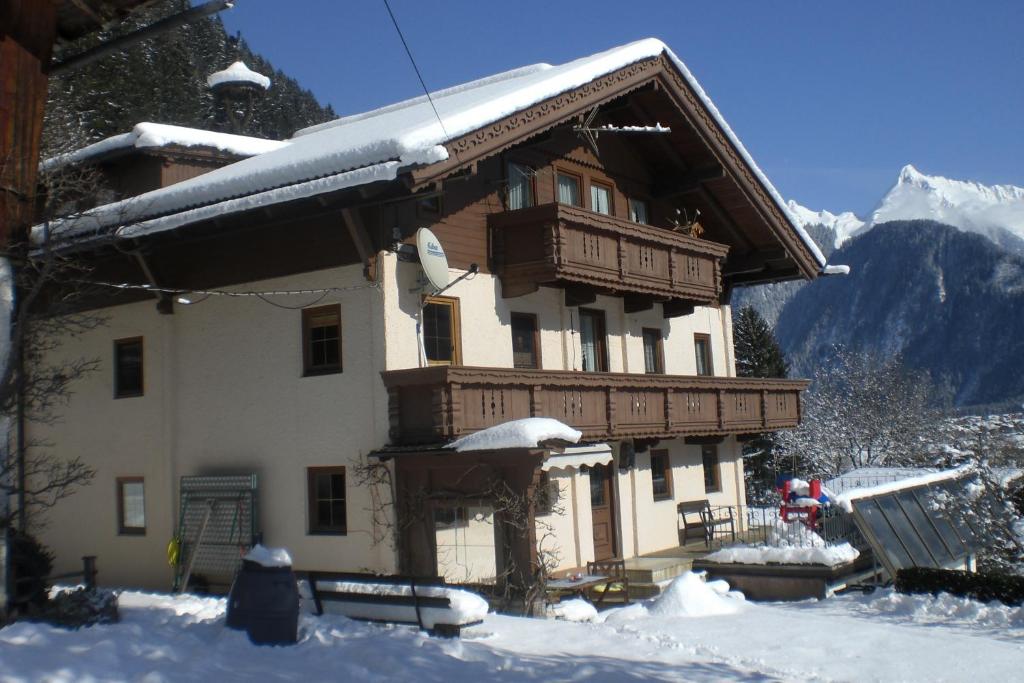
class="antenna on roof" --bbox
[573,105,672,157]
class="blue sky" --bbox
[221,0,1023,216]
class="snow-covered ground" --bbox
[3,575,1022,682]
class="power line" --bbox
[381,0,459,162]
[74,279,381,310]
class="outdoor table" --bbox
[545,574,610,602]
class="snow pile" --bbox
[865,589,1024,630]
[546,598,598,622]
[243,544,292,568]
[36,38,825,270]
[646,572,743,618]
[41,122,288,172]
[448,418,581,452]
[704,520,860,567]
[207,61,272,90]
[834,465,971,512]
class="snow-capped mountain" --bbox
[785,200,865,250]
[787,165,1024,252]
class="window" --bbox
[117,477,146,535]
[629,198,649,225]
[536,472,560,515]
[507,162,535,210]
[642,328,664,374]
[556,172,581,207]
[650,450,672,500]
[578,308,608,372]
[590,182,612,215]
[302,305,342,376]
[702,445,720,493]
[694,333,713,376]
[423,296,461,365]
[307,466,347,534]
[114,337,144,398]
[511,312,540,369]
[433,504,467,528]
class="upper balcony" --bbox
[381,366,808,446]
[489,203,730,309]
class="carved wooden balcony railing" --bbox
[489,203,729,306]
[381,366,807,446]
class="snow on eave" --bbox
[822,264,850,276]
[834,465,974,512]
[40,122,288,173]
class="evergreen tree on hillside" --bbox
[733,306,789,503]
[43,0,335,155]
[734,306,788,379]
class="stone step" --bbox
[627,582,664,600]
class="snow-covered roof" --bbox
[448,418,582,452]
[207,61,271,90]
[36,38,826,269]
[40,122,288,173]
[833,466,971,512]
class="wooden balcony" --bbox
[381,366,808,446]
[489,203,730,308]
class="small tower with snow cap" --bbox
[207,60,271,134]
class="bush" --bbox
[8,528,55,609]
[35,587,119,629]
[895,567,1024,606]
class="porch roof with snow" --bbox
[39,38,826,278]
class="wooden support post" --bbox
[82,555,97,591]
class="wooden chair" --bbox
[678,500,736,547]
[585,559,630,606]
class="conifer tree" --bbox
[733,306,789,503]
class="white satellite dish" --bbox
[415,227,450,290]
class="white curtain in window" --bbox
[507,164,533,210]
[629,198,649,224]
[123,482,145,528]
[591,185,611,215]
[580,314,597,371]
[557,174,580,206]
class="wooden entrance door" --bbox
[589,464,616,561]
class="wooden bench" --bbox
[678,500,736,547]
[300,571,484,638]
[585,559,630,606]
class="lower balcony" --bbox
[381,366,808,446]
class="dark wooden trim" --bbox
[510,311,541,370]
[649,449,673,501]
[578,308,609,373]
[694,332,713,376]
[684,435,725,445]
[307,466,347,535]
[116,476,146,535]
[301,304,343,377]
[381,365,808,444]
[113,336,144,398]
[642,327,665,374]
[422,295,462,366]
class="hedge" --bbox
[895,567,1024,606]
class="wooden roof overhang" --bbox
[406,54,821,287]
[55,0,156,43]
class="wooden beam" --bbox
[723,248,787,277]
[340,206,376,281]
[684,435,725,445]
[133,252,173,314]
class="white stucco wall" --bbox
[33,263,395,588]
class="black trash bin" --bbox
[226,559,300,645]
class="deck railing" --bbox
[382,366,807,445]
[692,505,868,551]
